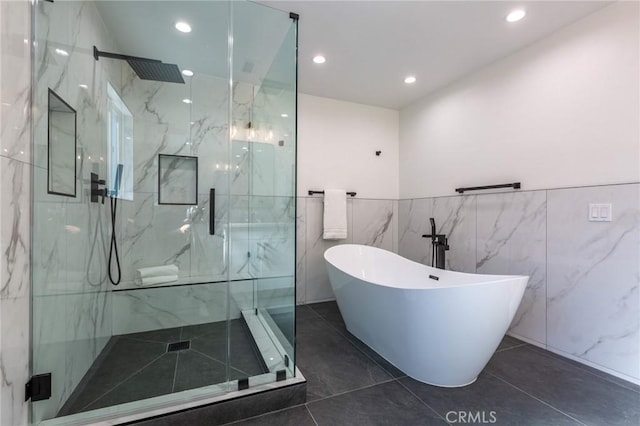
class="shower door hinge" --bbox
[289,12,299,21]
[276,369,286,381]
[25,373,52,402]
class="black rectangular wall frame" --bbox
[47,88,77,198]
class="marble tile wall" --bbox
[1,1,31,425]
[397,184,639,383]
[296,196,398,304]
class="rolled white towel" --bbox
[137,264,179,279]
[140,275,178,287]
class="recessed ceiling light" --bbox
[55,48,69,56]
[182,98,192,104]
[506,9,526,23]
[182,69,194,77]
[175,21,192,33]
[313,55,326,64]
[281,113,288,118]
[79,84,88,89]
[404,76,417,84]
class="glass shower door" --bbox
[30,0,297,424]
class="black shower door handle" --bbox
[209,188,215,235]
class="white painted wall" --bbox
[399,2,640,198]
[298,94,399,199]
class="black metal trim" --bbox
[26,373,52,402]
[157,154,198,205]
[289,12,299,20]
[455,182,521,194]
[308,190,356,197]
[47,89,77,198]
[209,188,215,235]
[238,377,249,391]
[94,46,161,64]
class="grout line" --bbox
[495,343,529,353]
[522,344,640,394]
[171,351,180,393]
[486,372,588,426]
[305,403,320,426]
[395,377,448,422]
[77,352,167,413]
[305,304,400,378]
[190,347,254,378]
[219,403,309,425]
[305,376,398,404]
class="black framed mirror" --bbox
[47,89,77,197]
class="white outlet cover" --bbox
[588,203,612,222]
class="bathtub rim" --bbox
[324,244,528,290]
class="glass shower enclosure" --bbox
[31,1,297,423]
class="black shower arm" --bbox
[93,46,161,64]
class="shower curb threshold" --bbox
[39,368,306,426]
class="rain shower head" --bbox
[93,46,185,84]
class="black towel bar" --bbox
[455,182,521,194]
[308,190,356,197]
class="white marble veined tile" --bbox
[352,199,394,251]
[296,197,306,304]
[432,195,476,272]
[112,282,233,335]
[392,200,399,253]
[0,296,29,426]
[476,191,547,345]
[189,192,228,281]
[304,197,353,302]
[0,0,32,164]
[547,184,640,380]
[118,193,192,288]
[397,198,432,264]
[0,157,29,299]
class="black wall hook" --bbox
[375,150,381,156]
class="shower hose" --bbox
[108,194,121,285]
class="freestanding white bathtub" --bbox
[324,244,528,387]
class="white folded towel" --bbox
[140,275,178,287]
[137,264,179,279]
[323,189,347,240]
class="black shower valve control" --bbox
[90,172,107,204]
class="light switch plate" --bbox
[588,203,612,222]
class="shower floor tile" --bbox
[59,319,267,417]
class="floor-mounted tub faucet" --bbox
[422,218,449,269]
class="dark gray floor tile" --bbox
[122,327,182,344]
[486,346,640,425]
[400,373,580,425]
[181,320,227,341]
[526,344,640,394]
[307,380,445,425]
[60,337,167,414]
[190,320,266,377]
[496,335,527,352]
[226,405,315,426]
[86,353,177,411]
[296,304,321,322]
[173,350,227,393]
[296,316,392,401]
[307,301,405,378]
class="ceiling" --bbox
[94,1,612,110]
[259,1,611,109]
